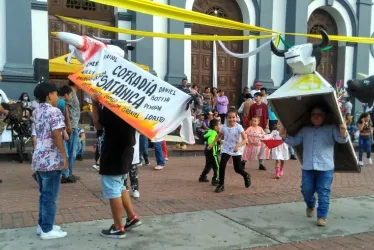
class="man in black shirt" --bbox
[92,98,142,239]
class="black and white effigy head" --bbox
[271,30,329,75]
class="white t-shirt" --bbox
[0,89,9,104]
[220,124,245,156]
[132,131,140,165]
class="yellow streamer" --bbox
[91,0,374,44]
[91,0,275,34]
[58,16,274,41]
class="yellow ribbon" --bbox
[90,0,274,33]
[57,16,274,41]
[91,0,374,44]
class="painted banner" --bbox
[68,48,194,143]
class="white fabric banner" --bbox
[218,39,273,59]
[69,47,195,144]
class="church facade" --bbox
[0,0,373,108]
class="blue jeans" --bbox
[62,128,80,177]
[358,135,371,161]
[36,171,61,233]
[301,170,334,219]
[139,134,149,162]
[202,105,212,114]
[154,141,164,166]
[77,140,86,157]
[289,145,295,156]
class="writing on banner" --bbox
[69,48,192,140]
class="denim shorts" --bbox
[100,174,128,199]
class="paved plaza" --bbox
[1,154,374,249]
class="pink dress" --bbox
[242,126,267,161]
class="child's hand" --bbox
[207,145,212,150]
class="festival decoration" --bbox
[90,0,374,44]
[57,16,273,41]
[267,30,359,173]
[346,75,374,106]
[52,32,195,143]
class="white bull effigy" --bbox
[267,30,359,173]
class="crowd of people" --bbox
[0,76,369,238]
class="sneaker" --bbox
[101,224,126,239]
[37,225,61,235]
[316,218,327,227]
[164,157,169,161]
[290,155,297,160]
[259,164,267,171]
[144,159,150,165]
[125,215,142,230]
[61,176,76,184]
[368,158,372,165]
[199,176,209,182]
[275,167,281,179]
[215,185,224,193]
[92,164,100,171]
[244,174,251,188]
[40,228,67,240]
[306,208,315,218]
[359,161,364,166]
[280,166,284,176]
[132,190,140,199]
[155,165,164,170]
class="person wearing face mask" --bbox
[19,92,32,109]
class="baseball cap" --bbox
[255,82,262,87]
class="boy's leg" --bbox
[121,175,142,230]
[154,142,165,167]
[301,170,317,212]
[315,170,334,219]
[212,153,220,182]
[68,128,80,179]
[358,136,364,162]
[232,155,251,188]
[364,136,372,159]
[39,171,61,233]
[162,141,168,159]
[36,172,43,227]
[100,175,126,237]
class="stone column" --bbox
[1,0,35,98]
[131,12,157,76]
[164,0,186,86]
[254,0,274,89]
[352,0,372,115]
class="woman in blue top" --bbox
[268,104,277,131]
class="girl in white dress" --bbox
[270,121,289,179]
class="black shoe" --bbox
[70,175,81,181]
[259,164,267,171]
[290,155,297,160]
[76,155,83,161]
[125,215,142,230]
[215,185,224,193]
[199,176,209,182]
[211,179,220,186]
[101,224,126,239]
[90,126,95,131]
[144,158,150,165]
[61,176,76,184]
[244,174,251,188]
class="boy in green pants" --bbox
[199,119,221,186]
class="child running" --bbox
[242,116,266,163]
[199,119,221,186]
[357,112,373,166]
[208,109,251,193]
[269,121,289,179]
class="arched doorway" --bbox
[191,0,243,107]
[307,9,338,85]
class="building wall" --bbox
[31,9,48,61]
[153,0,168,80]
[369,3,374,76]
